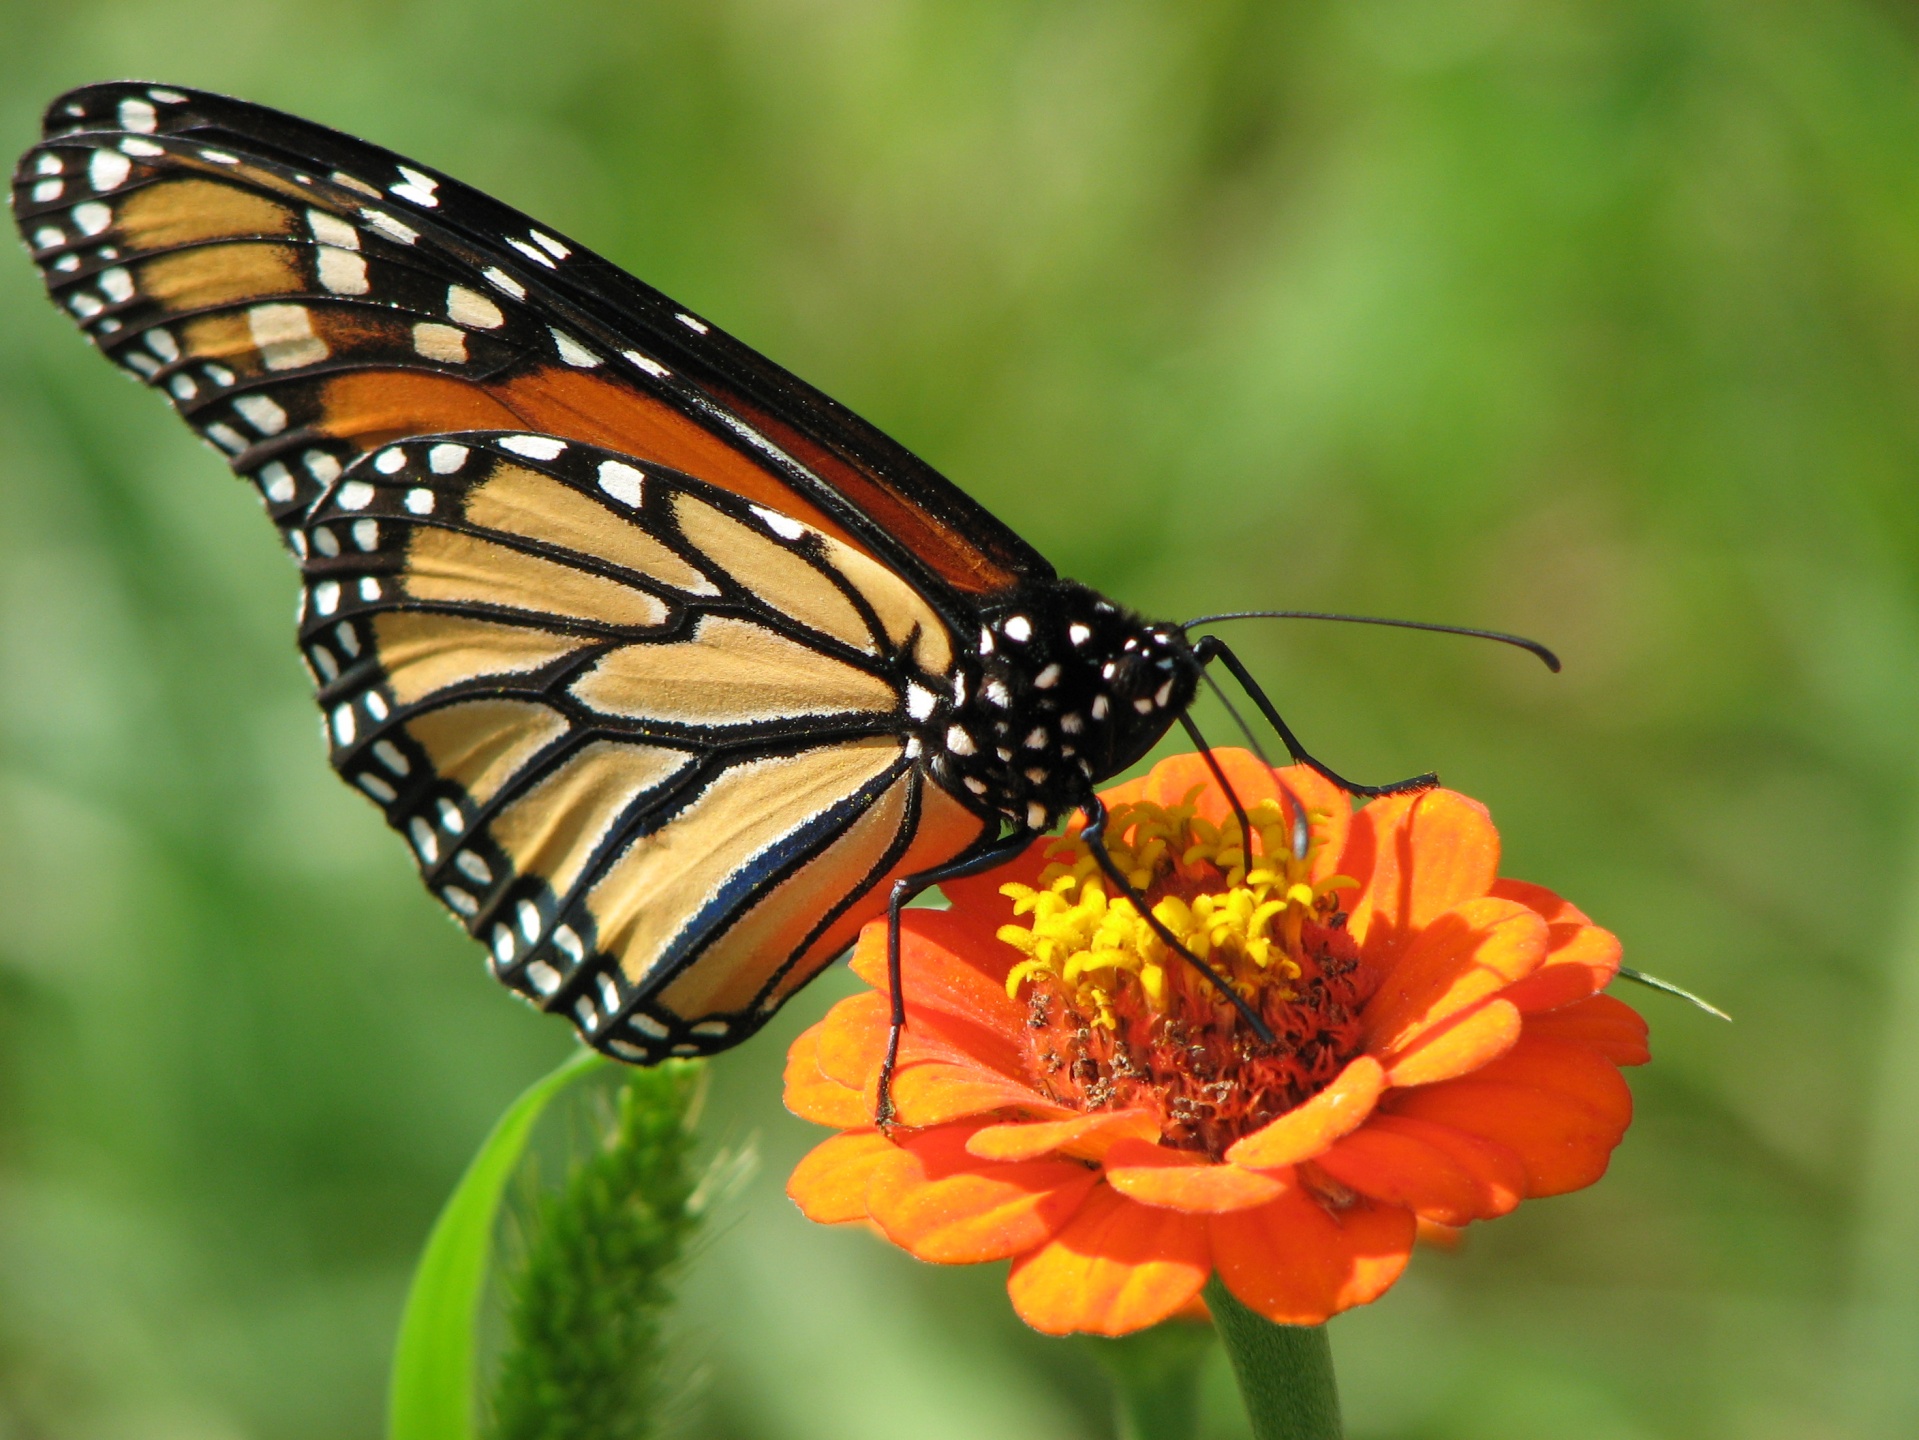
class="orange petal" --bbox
[862,1124,1098,1263]
[1102,1139,1288,1213]
[1489,877,1591,926]
[815,973,1058,1127]
[849,911,1031,1070]
[1311,1114,1525,1224]
[787,1130,896,1224]
[1500,923,1623,1013]
[967,1109,1160,1162]
[1384,998,1522,1087]
[1362,897,1547,1055]
[877,1058,1071,1128]
[1521,994,1650,1066]
[1341,789,1500,965]
[1006,1183,1212,1336]
[1209,1182,1416,1326]
[783,1022,873,1127]
[1225,1056,1386,1170]
[1384,1036,1633,1196]
[815,989,891,1090]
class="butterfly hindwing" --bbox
[297,430,991,1058]
[14,81,1052,607]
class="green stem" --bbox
[1203,1277,1342,1440]
[1092,1322,1214,1440]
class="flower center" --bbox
[997,789,1376,1156]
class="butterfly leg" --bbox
[1189,634,1439,797]
[1177,710,1314,863]
[876,828,1037,1129]
[1078,797,1277,1045]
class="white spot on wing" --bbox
[203,422,247,453]
[359,208,417,245]
[675,313,709,333]
[550,329,599,367]
[404,489,435,515]
[499,434,566,460]
[411,322,467,364]
[307,210,359,248]
[260,462,297,503]
[88,149,131,191]
[72,202,112,236]
[447,285,503,329]
[1002,614,1032,642]
[391,166,439,207]
[199,149,239,165]
[428,443,468,474]
[146,327,179,361]
[120,137,164,157]
[337,480,376,511]
[118,99,157,133]
[98,267,134,302]
[596,460,644,507]
[317,246,368,295]
[508,238,555,268]
[750,505,808,540]
[233,393,287,435]
[531,230,570,259]
[482,266,525,298]
[248,303,328,370]
[622,350,669,378]
[906,684,938,720]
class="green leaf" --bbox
[389,1048,608,1440]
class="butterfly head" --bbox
[926,582,1198,833]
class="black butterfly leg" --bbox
[1078,796,1277,1045]
[1190,634,1439,797]
[876,828,1037,1128]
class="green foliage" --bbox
[390,1049,607,1440]
[484,1062,703,1440]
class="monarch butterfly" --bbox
[12,83,1553,1104]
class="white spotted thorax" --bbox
[922,582,1198,833]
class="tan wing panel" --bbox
[585,738,905,992]
[462,464,719,596]
[371,612,590,707]
[487,740,697,900]
[755,775,993,1013]
[655,772,913,1019]
[570,618,897,727]
[403,698,569,807]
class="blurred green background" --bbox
[2,1,1914,1436]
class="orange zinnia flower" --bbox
[783,750,1647,1336]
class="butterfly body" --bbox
[12,81,1214,1065]
[930,586,1196,833]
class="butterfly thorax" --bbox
[923,581,1198,832]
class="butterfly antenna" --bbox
[1078,797,1277,1045]
[1183,610,1561,672]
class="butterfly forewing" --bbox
[13,81,1052,602]
[298,431,992,1057]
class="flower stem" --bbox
[1091,1322,1214,1440]
[1202,1278,1342,1440]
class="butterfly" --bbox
[14,83,1516,1094]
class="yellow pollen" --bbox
[999,789,1355,1028]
